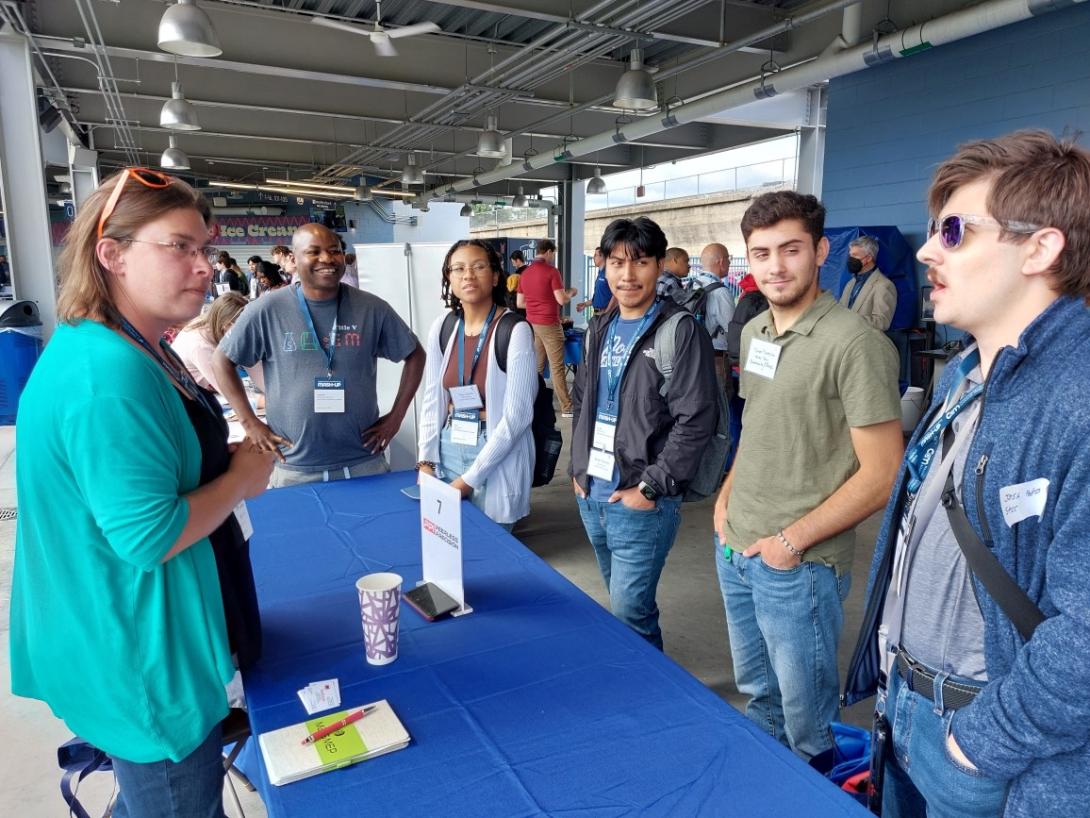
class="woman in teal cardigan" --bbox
[9,169,275,817]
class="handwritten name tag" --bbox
[999,478,1049,527]
[744,339,781,380]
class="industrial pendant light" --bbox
[158,0,223,58]
[613,48,657,111]
[160,81,201,130]
[476,114,505,159]
[586,167,607,195]
[354,184,373,201]
[459,202,472,217]
[160,135,191,169]
[511,185,527,208]
[400,154,424,187]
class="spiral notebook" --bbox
[257,699,411,786]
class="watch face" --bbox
[640,484,656,500]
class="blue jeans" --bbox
[883,664,1008,818]
[714,540,850,760]
[576,494,683,650]
[111,723,226,818]
[439,424,512,532]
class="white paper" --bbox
[419,473,465,609]
[296,678,341,715]
[450,416,479,445]
[744,339,782,380]
[233,500,253,540]
[999,478,1049,527]
[449,384,483,410]
[587,448,616,481]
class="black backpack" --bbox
[670,280,724,334]
[439,310,562,487]
[726,289,769,368]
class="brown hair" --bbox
[56,170,212,327]
[183,291,249,346]
[741,190,826,246]
[536,238,556,255]
[440,239,505,315]
[271,245,290,258]
[928,129,1090,300]
[665,246,689,263]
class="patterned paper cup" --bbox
[355,572,403,666]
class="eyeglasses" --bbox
[449,261,493,277]
[927,213,1040,250]
[97,168,173,240]
[122,238,219,265]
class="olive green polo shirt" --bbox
[724,290,900,572]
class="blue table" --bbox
[241,472,866,817]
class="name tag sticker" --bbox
[744,339,781,380]
[314,377,346,413]
[449,384,483,410]
[1000,478,1049,527]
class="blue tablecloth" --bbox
[241,472,866,817]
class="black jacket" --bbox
[569,302,718,497]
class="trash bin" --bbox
[0,300,44,425]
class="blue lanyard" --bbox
[604,303,657,408]
[120,318,221,418]
[903,348,983,498]
[295,284,342,376]
[457,304,497,387]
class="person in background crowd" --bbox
[714,190,902,762]
[517,239,577,417]
[656,246,689,300]
[213,252,247,296]
[571,216,718,649]
[510,249,528,273]
[247,255,263,293]
[506,250,527,314]
[212,223,425,487]
[576,246,615,315]
[254,261,286,297]
[342,252,359,288]
[271,244,295,284]
[724,271,768,462]
[417,240,537,530]
[174,291,263,399]
[839,235,898,331]
[9,168,274,817]
[693,243,738,388]
[845,130,1090,818]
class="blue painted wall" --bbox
[823,3,1090,301]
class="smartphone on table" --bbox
[403,583,460,621]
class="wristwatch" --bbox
[638,481,659,502]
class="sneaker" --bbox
[561,411,574,418]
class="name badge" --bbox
[744,339,782,380]
[592,411,618,453]
[587,448,616,481]
[233,501,254,540]
[314,377,346,413]
[450,408,481,445]
[1000,478,1049,527]
[449,384,484,410]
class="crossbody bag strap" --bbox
[941,467,1046,642]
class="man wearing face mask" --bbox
[838,235,898,331]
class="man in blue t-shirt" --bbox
[576,247,614,315]
[570,218,718,650]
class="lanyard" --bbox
[120,318,221,418]
[295,284,343,376]
[457,304,497,387]
[903,348,983,499]
[604,303,657,408]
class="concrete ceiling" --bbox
[17,0,983,198]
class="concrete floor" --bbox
[0,414,880,817]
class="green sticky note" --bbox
[305,710,368,764]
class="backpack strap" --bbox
[438,311,459,354]
[493,310,523,373]
[653,312,686,398]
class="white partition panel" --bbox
[356,242,451,471]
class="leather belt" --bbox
[895,649,983,711]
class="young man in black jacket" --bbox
[570,217,718,650]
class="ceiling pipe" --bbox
[421,0,1085,203]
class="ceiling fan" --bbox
[312,1,441,58]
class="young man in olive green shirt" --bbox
[712,191,903,760]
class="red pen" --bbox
[300,705,378,745]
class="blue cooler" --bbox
[0,300,44,425]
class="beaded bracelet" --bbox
[416,461,437,471]
[776,529,804,559]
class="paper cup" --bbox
[356,572,403,665]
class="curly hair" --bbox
[440,240,507,315]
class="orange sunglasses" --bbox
[96,167,174,240]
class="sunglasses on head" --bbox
[97,168,173,240]
[927,213,1040,250]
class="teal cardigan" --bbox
[9,320,235,763]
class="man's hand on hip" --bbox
[362,411,402,453]
[608,486,654,511]
[743,534,802,570]
[241,417,292,463]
